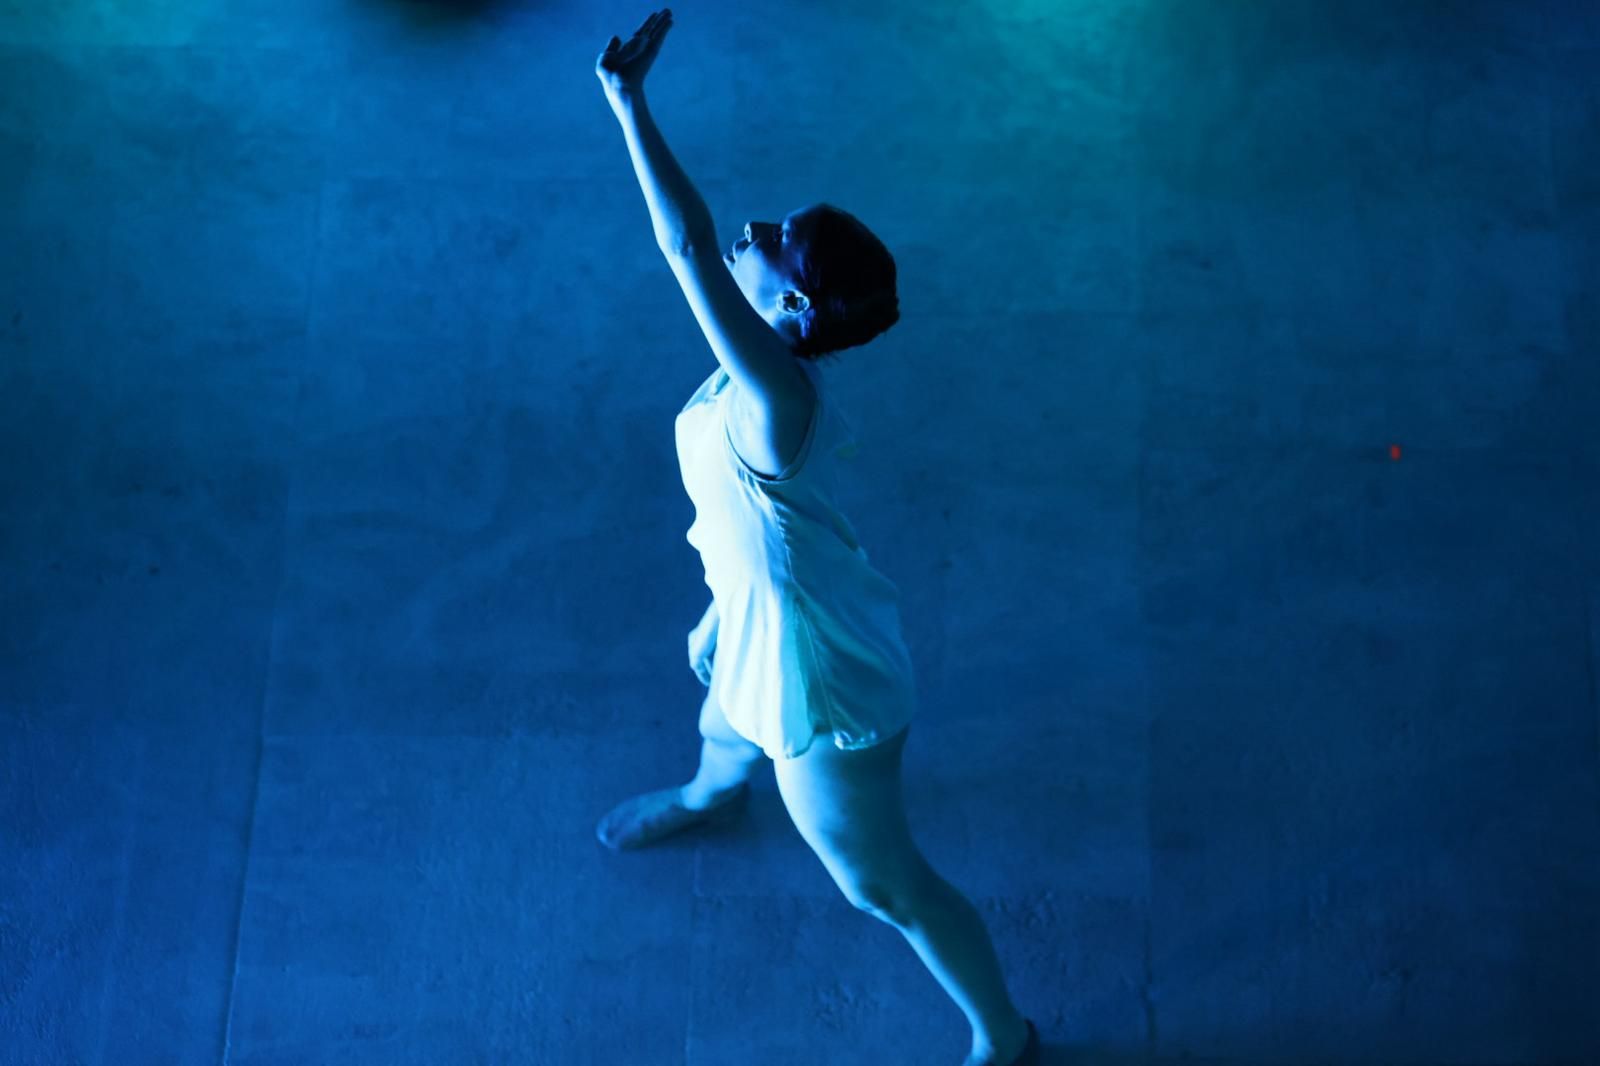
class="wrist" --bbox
[607,85,643,113]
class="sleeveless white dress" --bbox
[674,359,917,760]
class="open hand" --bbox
[596,8,674,98]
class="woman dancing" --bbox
[592,11,1040,1066]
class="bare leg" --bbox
[683,685,766,807]
[682,733,762,807]
[889,870,1031,1066]
[771,726,1030,1065]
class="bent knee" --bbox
[841,880,901,921]
[839,867,942,925]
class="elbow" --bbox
[659,236,696,259]
[660,223,718,259]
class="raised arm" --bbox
[596,10,806,409]
[597,9,716,255]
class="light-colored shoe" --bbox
[595,781,750,851]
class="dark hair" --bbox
[784,205,900,363]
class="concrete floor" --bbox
[2,1,1597,1064]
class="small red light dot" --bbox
[1389,444,1402,460]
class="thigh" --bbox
[771,725,929,902]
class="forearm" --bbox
[609,89,715,254]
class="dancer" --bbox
[593,12,1039,1066]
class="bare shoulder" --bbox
[774,361,818,424]
[737,359,814,425]
[728,362,818,478]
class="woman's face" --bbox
[724,205,818,332]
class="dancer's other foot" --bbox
[595,782,749,850]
